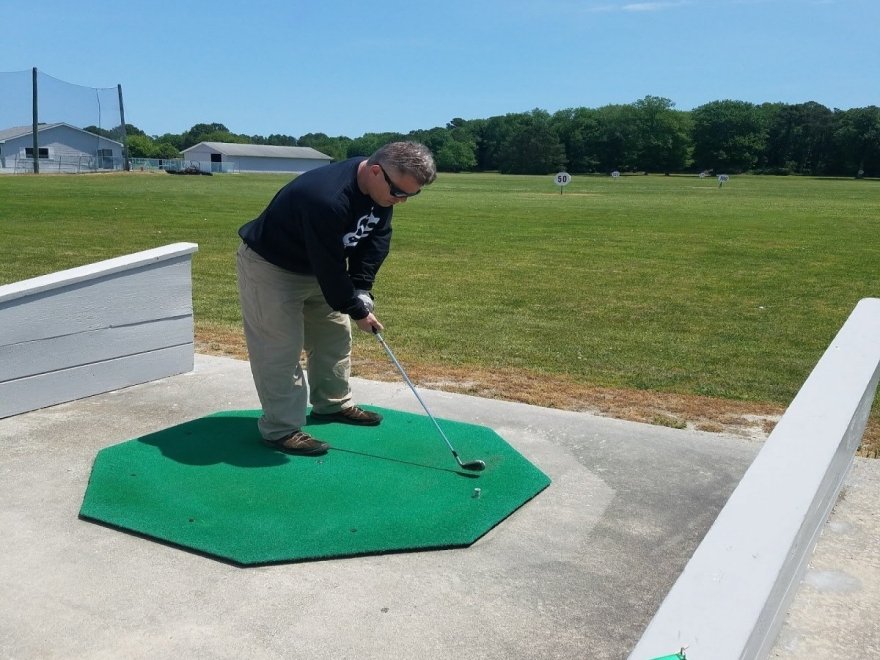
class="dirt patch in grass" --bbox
[195,323,880,457]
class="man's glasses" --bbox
[379,165,420,198]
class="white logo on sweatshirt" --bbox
[342,208,381,248]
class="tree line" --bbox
[93,96,880,177]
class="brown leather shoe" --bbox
[310,406,382,426]
[262,430,329,455]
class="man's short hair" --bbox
[368,142,437,186]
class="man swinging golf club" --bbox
[236,141,437,456]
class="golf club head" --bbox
[375,330,483,474]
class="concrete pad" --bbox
[0,353,770,658]
[770,457,880,658]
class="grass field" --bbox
[1,171,878,451]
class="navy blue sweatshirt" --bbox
[238,158,392,320]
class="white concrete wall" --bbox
[630,297,880,660]
[0,243,199,418]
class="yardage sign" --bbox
[555,171,571,186]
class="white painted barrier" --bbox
[0,243,199,419]
[630,298,880,660]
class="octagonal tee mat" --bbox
[79,407,551,565]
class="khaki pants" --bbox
[236,242,353,441]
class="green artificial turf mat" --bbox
[79,407,551,565]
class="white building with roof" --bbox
[181,142,333,174]
[0,123,124,173]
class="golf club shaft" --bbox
[373,331,465,465]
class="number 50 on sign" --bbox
[555,171,571,194]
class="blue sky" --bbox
[3,0,877,138]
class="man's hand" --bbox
[355,289,374,313]
[354,312,384,334]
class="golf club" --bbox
[373,330,486,472]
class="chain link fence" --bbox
[129,158,240,174]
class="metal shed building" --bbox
[0,123,124,173]
[181,142,333,174]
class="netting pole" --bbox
[117,84,129,171]
[32,67,39,174]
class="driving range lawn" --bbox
[1,171,878,442]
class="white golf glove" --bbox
[355,289,374,313]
